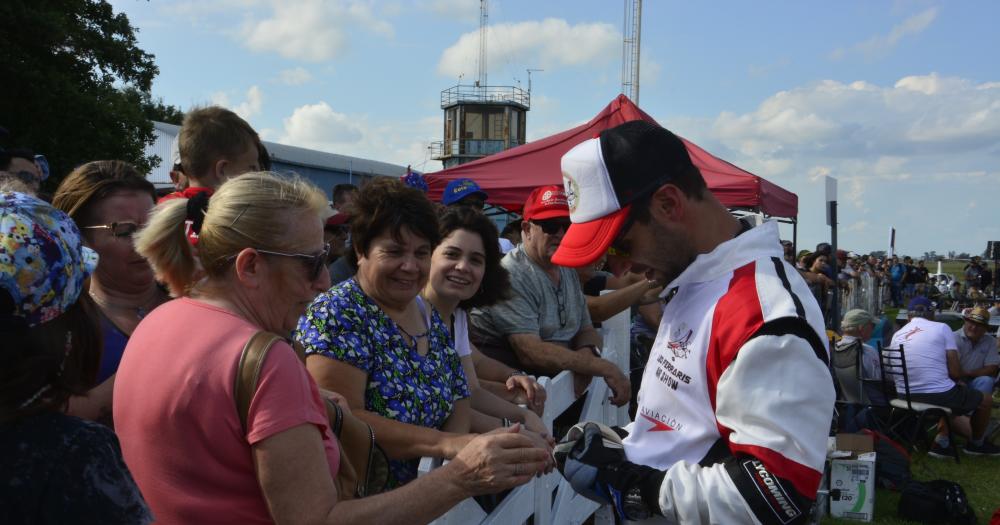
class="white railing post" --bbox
[423,307,634,525]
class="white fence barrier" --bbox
[419,307,632,525]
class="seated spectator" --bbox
[420,206,550,434]
[0,148,42,194]
[470,185,630,406]
[117,173,545,523]
[441,178,488,211]
[296,178,549,488]
[158,106,262,204]
[52,161,169,424]
[888,297,999,458]
[954,307,998,396]
[0,192,152,523]
[834,309,885,427]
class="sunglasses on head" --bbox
[251,243,330,281]
[82,221,141,239]
[531,218,571,235]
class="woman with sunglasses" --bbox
[113,173,545,524]
[52,161,169,424]
[296,178,551,488]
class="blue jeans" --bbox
[968,375,996,395]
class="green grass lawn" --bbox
[822,403,1000,524]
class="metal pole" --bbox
[830,200,840,332]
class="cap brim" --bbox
[551,205,630,268]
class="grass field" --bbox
[821,402,1000,524]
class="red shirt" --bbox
[157,186,214,204]
[114,298,339,524]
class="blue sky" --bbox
[111,0,1000,256]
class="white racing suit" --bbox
[622,221,835,524]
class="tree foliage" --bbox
[0,0,180,190]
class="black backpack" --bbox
[899,479,977,524]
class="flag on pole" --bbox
[888,227,896,257]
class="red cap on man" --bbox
[522,185,569,221]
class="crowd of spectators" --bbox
[2,109,997,523]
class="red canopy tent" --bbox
[425,95,797,218]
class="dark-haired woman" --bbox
[420,207,550,437]
[52,160,169,423]
[0,192,151,523]
[296,178,551,487]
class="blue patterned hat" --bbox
[0,192,98,327]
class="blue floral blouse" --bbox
[294,278,470,486]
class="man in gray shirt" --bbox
[954,307,999,395]
[471,185,630,406]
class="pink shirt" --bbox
[114,298,339,524]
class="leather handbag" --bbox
[234,331,390,499]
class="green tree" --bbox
[0,0,179,190]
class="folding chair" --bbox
[832,339,881,433]
[877,344,960,463]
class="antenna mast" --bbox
[477,0,488,90]
[621,0,642,103]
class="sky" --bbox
[109,0,1000,256]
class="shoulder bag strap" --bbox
[234,331,284,434]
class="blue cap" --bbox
[442,178,488,206]
[907,296,933,312]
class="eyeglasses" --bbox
[82,221,141,239]
[556,287,567,328]
[531,218,570,235]
[255,243,330,281]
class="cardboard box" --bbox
[828,433,876,522]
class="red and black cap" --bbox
[552,120,696,267]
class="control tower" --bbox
[430,1,530,169]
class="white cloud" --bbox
[831,8,938,60]
[240,0,393,62]
[277,67,313,86]
[209,85,263,120]
[281,102,364,148]
[277,103,440,169]
[437,19,619,79]
[668,73,1000,252]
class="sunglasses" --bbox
[82,221,141,239]
[608,212,637,259]
[531,218,571,235]
[255,243,330,281]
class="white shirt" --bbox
[888,317,957,394]
[452,308,472,357]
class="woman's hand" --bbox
[445,425,551,497]
[519,409,551,441]
[506,374,546,416]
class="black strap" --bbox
[185,191,210,236]
[748,316,828,367]
[771,257,806,318]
